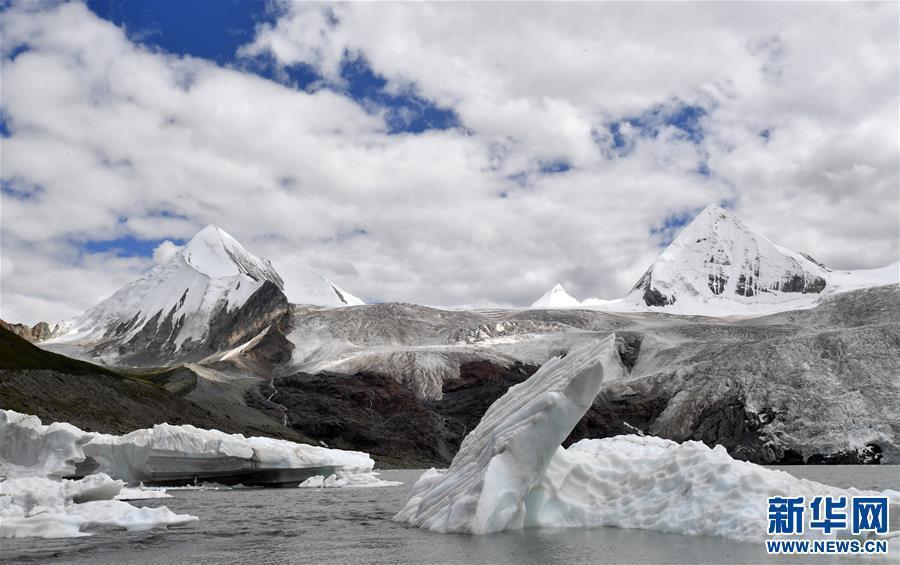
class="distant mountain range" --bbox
[533,204,898,314]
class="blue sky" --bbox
[1,1,897,322]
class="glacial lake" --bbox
[4,466,898,564]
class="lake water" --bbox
[4,466,898,564]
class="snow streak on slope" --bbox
[531,284,581,308]
[394,336,622,533]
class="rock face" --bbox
[627,204,830,307]
[0,320,56,343]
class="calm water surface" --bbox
[4,466,898,565]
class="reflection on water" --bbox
[4,467,897,564]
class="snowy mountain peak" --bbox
[628,205,829,307]
[180,226,284,289]
[531,283,581,308]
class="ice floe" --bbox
[0,473,196,539]
[298,471,402,489]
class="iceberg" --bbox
[528,435,899,542]
[395,336,900,543]
[0,408,395,489]
[83,423,389,487]
[395,336,622,533]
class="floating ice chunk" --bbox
[298,470,401,489]
[0,410,91,479]
[115,485,171,500]
[0,473,196,539]
[526,435,900,542]
[298,475,325,488]
[67,499,197,532]
[395,336,622,534]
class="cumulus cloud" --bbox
[152,240,183,264]
[0,1,897,324]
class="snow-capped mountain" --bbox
[531,284,581,308]
[45,226,362,365]
[628,204,837,309]
[282,267,365,307]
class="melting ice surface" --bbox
[395,335,900,546]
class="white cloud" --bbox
[0,1,897,324]
[152,240,183,264]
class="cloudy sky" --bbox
[1,1,898,324]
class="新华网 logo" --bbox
[765,495,890,555]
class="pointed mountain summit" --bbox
[46,226,361,365]
[531,283,581,308]
[627,205,829,307]
[181,225,284,286]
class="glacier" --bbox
[395,338,899,543]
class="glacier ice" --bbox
[0,410,91,479]
[0,410,198,539]
[527,436,899,542]
[0,408,397,538]
[1,408,392,488]
[83,422,382,486]
[395,337,900,542]
[394,336,623,533]
[298,471,402,489]
[0,474,197,538]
